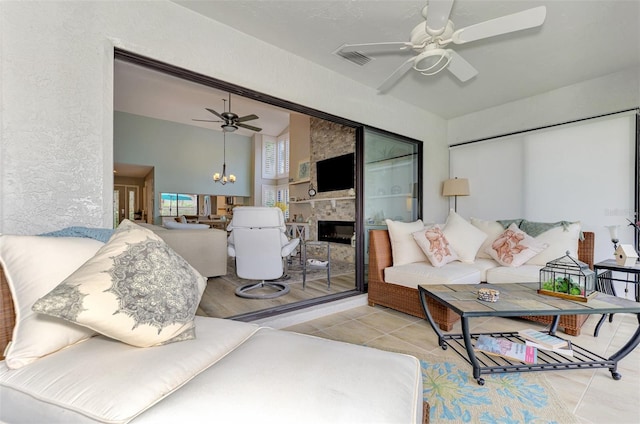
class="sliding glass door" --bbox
[362,128,422,271]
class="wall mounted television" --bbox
[316,153,355,193]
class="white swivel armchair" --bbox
[227,207,300,299]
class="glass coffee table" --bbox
[418,283,640,385]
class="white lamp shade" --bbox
[442,178,470,197]
[606,225,620,241]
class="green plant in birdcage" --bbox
[542,276,582,296]
[538,252,596,302]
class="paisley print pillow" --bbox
[33,220,206,347]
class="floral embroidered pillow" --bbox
[412,226,458,267]
[32,220,207,347]
[486,223,548,267]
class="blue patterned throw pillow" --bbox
[32,220,206,347]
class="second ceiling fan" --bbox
[194,93,262,132]
[336,0,547,92]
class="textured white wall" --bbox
[448,68,640,145]
[0,1,447,234]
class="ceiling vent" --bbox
[334,49,372,66]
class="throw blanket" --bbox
[39,226,114,243]
[497,219,583,239]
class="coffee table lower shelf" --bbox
[439,331,619,385]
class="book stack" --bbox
[475,335,538,364]
[518,329,573,356]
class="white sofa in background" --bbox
[140,223,227,278]
[0,222,427,423]
[368,211,594,335]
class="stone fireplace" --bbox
[318,220,355,245]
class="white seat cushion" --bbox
[486,264,543,283]
[0,320,423,424]
[0,317,260,424]
[384,260,493,288]
[134,328,423,424]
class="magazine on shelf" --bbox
[475,335,538,364]
[525,340,574,357]
[518,329,568,349]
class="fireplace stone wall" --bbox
[308,117,356,263]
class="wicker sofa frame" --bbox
[368,229,595,336]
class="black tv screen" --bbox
[316,153,354,193]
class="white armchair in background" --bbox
[227,207,300,299]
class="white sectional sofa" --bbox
[139,223,227,278]
[0,221,427,423]
[368,212,594,335]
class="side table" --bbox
[593,259,640,336]
[302,241,331,290]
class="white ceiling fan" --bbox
[336,0,547,92]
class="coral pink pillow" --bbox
[412,226,458,267]
[486,223,548,267]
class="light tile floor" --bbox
[284,306,640,424]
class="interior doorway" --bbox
[113,184,139,226]
[113,163,155,227]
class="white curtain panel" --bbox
[450,113,636,265]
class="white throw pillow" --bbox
[32,220,207,348]
[526,222,581,265]
[470,217,506,260]
[486,223,549,267]
[0,235,103,369]
[412,226,458,267]
[385,219,427,266]
[164,221,209,230]
[442,210,488,263]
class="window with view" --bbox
[160,193,198,216]
[262,184,289,220]
[262,135,289,179]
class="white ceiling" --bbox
[114,60,293,137]
[172,0,640,119]
[115,0,640,156]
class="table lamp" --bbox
[442,177,470,212]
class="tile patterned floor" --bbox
[284,306,640,424]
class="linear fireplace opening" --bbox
[318,220,355,245]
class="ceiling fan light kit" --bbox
[413,48,451,75]
[213,132,236,185]
[337,0,547,92]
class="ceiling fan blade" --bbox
[446,50,478,82]
[205,108,224,120]
[377,57,416,93]
[236,114,259,123]
[338,42,414,54]
[425,0,454,35]
[237,123,262,132]
[192,119,223,123]
[451,6,546,45]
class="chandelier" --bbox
[213,131,236,185]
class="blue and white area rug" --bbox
[421,354,578,424]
